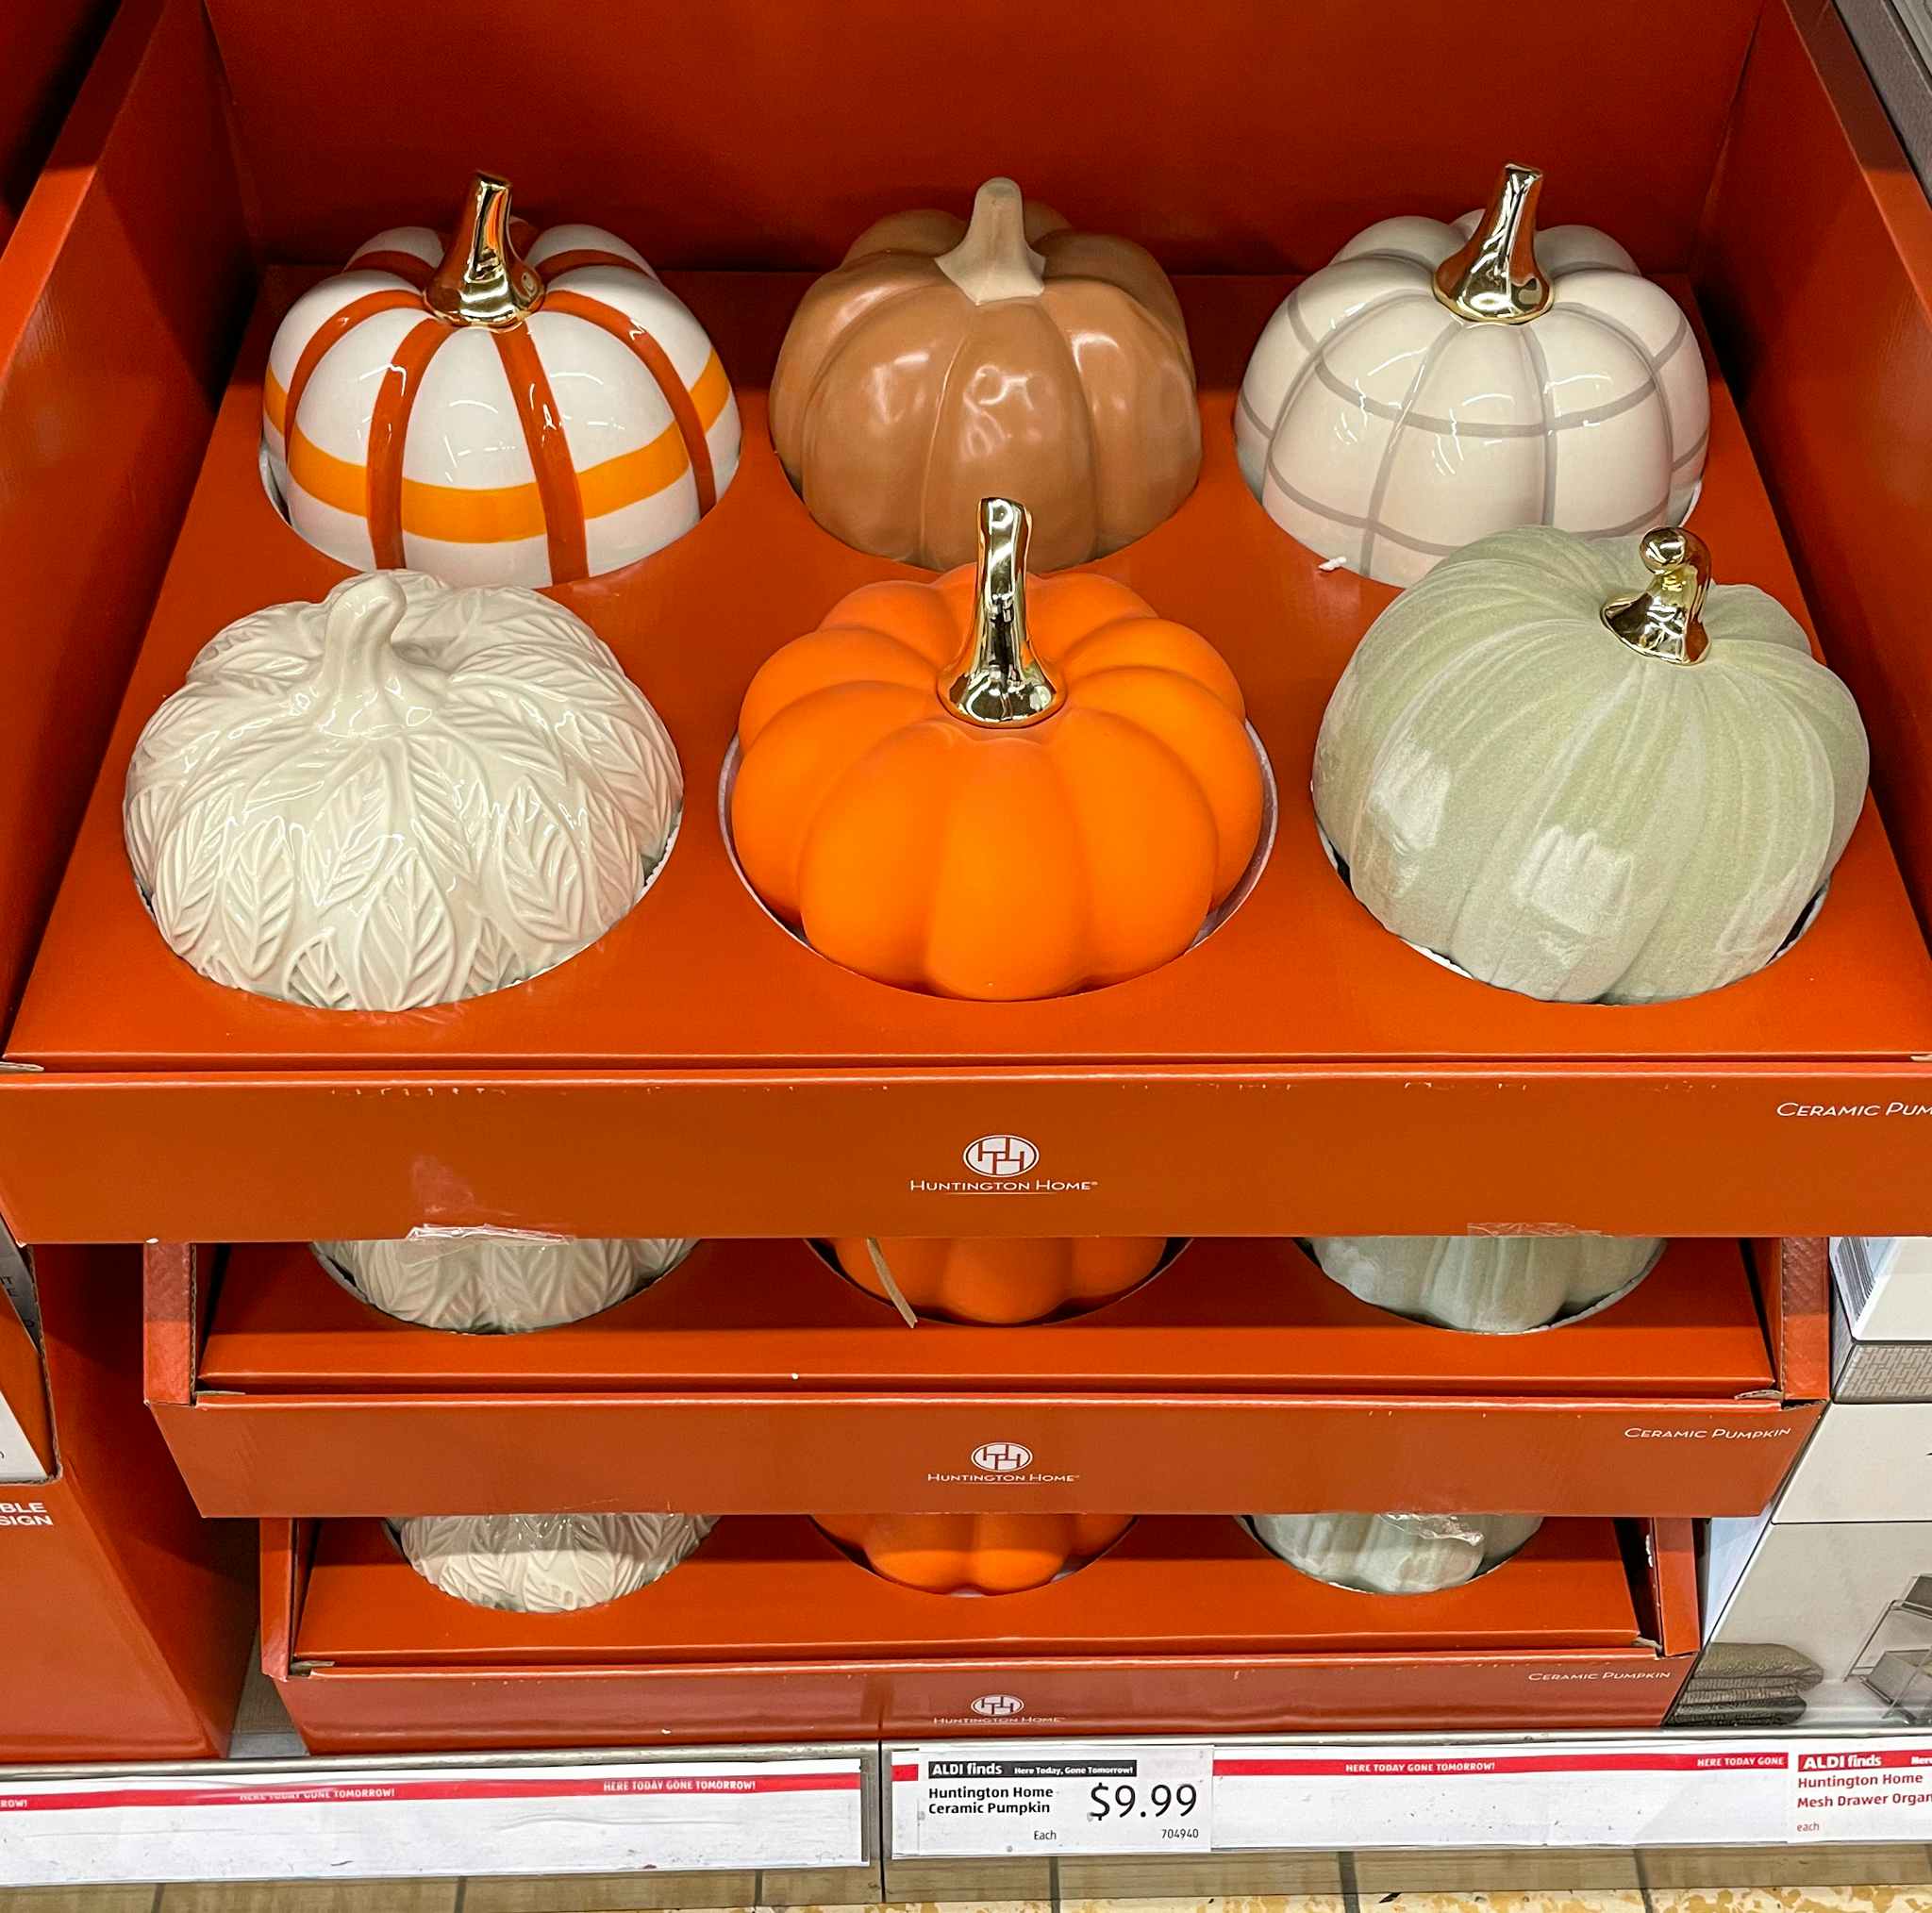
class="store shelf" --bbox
[147,1238,1826,1518]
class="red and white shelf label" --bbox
[894,1737,1932,1856]
[0,1757,867,1885]
[892,1742,1214,1855]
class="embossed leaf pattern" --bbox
[498,784,589,947]
[396,1511,716,1612]
[125,569,683,1009]
[354,848,458,1010]
[220,817,297,978]
[322,1233,695,1332]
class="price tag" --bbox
[892,1741,1213,1856]
[1789,1741,1932,1841]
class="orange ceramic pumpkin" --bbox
[731,497,1264,1000]
[816,1512,1133,1593]
[771,176,1199,573]
[830,1237,1166,1324]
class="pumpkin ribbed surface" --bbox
[1308,1236,1662,1334]
[320,1235,696,1334]
[733,569,1263,1000]
[816,1512,1133,1593]
[263,191,739,589]
[772,177,1198,572]
[830,1237,1166,1324]
[1313,526,1868,1003]
[1252,1513,1543,1595]
[396,1512,714,1613]
[1237,188,1707,586]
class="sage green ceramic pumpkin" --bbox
[1251,1512,1543,1595]
[1312,525,1869,1004]
[1308,1235,1662,1334]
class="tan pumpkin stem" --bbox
[1433,162,1552,324]
[425,173,545,329]
[944,497,1064,726]
[863,1239,922,1329]
[308,575,449,737]
[1602,526,1713,664]
[936,177,1047,305]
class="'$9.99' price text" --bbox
[1086,1781,1200,1822]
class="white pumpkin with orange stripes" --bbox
[262,173,739,589]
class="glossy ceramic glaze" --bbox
[124,570,683,1010]
[731,565,1264,1001]
[770,177,1199,572]
[394,1512,715,1613]
[1313,526,1870,1004]
[829,1236,1168,1325]
[318,1234,697,1333]
[262,204,740,588]
[814,1512,1134,1593]
[1237,210,1708,587]
[1308,1235,1663,1333]
[1252,1512,1544,1595]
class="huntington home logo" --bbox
[908,1134,1098,1197]
[971,1694,1026,1719]
[928,1439,1075,1488]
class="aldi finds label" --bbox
[1790,1743,1932,1842]
[893,1743,1213,1855]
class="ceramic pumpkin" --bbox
[771,176,1199,572]
[124,570,682,1010]
[829,1236,1167,1325]
[732,496,1264,999]
[1237,164,1708,587]
[395,1512,714,1613]
[815,1512,1132,1593]
[263,173,739,588]
[1308,1236,1662,1334]
[1313,525,1869,1004]
[1251,1513,1543,1595]
[318,1235,697,1334]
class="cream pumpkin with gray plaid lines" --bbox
[124,569,682,1010]
[1237,165,1708,587]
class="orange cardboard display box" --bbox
[147,1238,1826,1519]
[0,1,1928,1245]
[0,1245,254,1761]
[264,1514,1700,1752]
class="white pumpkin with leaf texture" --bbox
[1309,1236,1662,1334]
[124,570,681,1010]
[1252,1512,1543,1595]
[396,1512,714,1613]
[1237,164,1707,586]
[319,1235,696,1333]
[1313,524,1868,1004]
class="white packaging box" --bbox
[1687,1400,1932,1730]
[1831,1237,1932,1400]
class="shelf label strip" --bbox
[0,1757,867,1886]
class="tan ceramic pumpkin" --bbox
[770,177,1199,572]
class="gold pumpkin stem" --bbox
[1603,527,1713,665]
[944,497,1063,727]
[935,177,1047,306]
[425,173,545,328]
[1433,163,1552,324]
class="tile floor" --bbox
[6,1888,1932,1913]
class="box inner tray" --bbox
[14,271,1932,1071]
[292,1513,1643,1666]
[199,1236,1776,1399]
